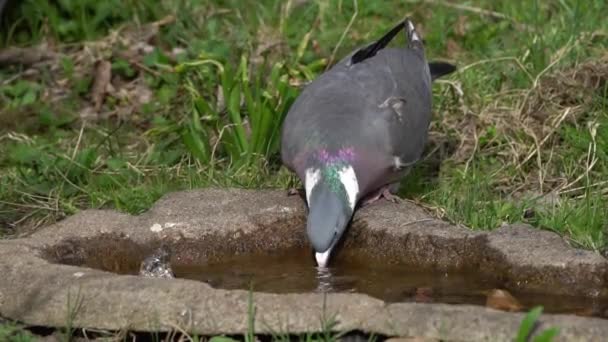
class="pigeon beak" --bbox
[315,248,332,268]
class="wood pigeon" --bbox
[280,18,456,267]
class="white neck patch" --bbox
[337,165,359,210]
[305,168,321,206]
[305,165,359,210]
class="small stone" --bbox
[150,223,162,232]
[486,289,523,312]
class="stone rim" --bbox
[0,188,606,341]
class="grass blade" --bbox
[516,306,543,342]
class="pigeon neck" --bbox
[304,147,359,211]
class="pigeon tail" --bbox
[350,17,427,65]
[350,19,407,64]
[429,62,457,80]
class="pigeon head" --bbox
[304,147,358,267]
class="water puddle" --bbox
[171,247,608,317]
[45,238,608,319]
[176,247,493,303]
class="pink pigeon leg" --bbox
[361,183,402,206]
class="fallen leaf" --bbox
[216,86,225,111]
[79,106,98,121]
[486,289,524,312]
[250,25,286,66]
[413,287,433,303]
[91,60,112,112]
[0,44,57,67]
[312,40,322,55]
[572,307,595,317]
[455,15,469,37]
[133,83,153,105]
[122,14,175,45]
[446,39,462,58]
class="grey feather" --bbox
[281,19,455,197]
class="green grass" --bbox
[0,0,607,254]
[0,322,36,342]
[516,306,559,342]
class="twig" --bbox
[91,60,112,112]
[402,218,435,226]
[0,200,55,211]
[408,0,512,21]
[130,59,162,77]
[516,107,572,170]
[557,121,600,194]
[518,38,575,115]
[0,45,57,67]
[458,56,534,82]
[559,180,608,195]
[463,125,479,177]
[210,123,239,165]
[71,123,86,160]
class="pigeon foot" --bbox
[287,187,300,196]
[361,185,402,207]
[380,187,402,203]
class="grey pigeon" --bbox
[280,18,456,267]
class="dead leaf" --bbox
[133,83,153,105]
[122,14,175,45]
[455,15,469,37]
[91,60,112,112]
[216,86,225,112]
[572,307,595,317]
[250,25,286,66]
[79,106,98,121]
[312,40,322,55]
[413,287,433,303]
[486,289,524,312]
[446,39,462,58]
[0,44,57,67]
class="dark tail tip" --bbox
[429,61,457,80]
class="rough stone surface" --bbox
[0,188,607,342]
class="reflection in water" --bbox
[315,266,359,294]
[152,247,608,318]
[315,267,334,293]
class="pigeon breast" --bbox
[281,47,433,196]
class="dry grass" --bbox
[429,47,608,198]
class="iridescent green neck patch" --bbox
[313,147,357,199]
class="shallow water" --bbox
[170,247,608,317]
[53,239,608,319]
